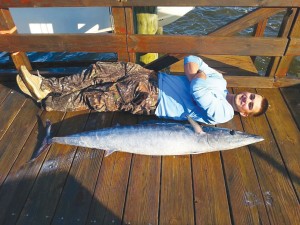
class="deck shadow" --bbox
[251,146,300,191]
[0,171,122,225]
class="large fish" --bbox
[35,117,264,158]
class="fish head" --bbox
[201,126,264,151]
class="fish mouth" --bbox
[250,134,264,143]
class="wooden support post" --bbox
[0,8,32,70]
[112,7,135,62]
[125,7,136,62]
[134,6,159,65]
[266,8,298,77]
[251,18,268,62]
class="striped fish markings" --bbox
[34,117,264,159]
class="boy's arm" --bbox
[184,55,207,81]
[184,56,233,124]
[184,62,207,81]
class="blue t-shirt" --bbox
[155,55,234,124]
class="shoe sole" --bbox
[19,65,46,101]
[16,75,34,98]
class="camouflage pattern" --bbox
[41,62,159,115]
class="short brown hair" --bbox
[252,97,269,117]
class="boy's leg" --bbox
[42,90,91,112]
[43,69,159,114]
[41,61,128,96]
[18,61,129,102]
[84,68,159,115]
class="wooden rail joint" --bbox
[0,26,16,34]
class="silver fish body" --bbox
[51,122,264,156]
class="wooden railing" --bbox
[0,0,300,88]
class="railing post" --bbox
[266,8,298,77]
[275,8,300,77]
[111,6,135,62]
[251,18,268,62]
[0,8,32,70]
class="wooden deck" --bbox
[0,57,299,225]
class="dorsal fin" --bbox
[187,116,204,134]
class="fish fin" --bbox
[27,119,53,163]
[187,116,204,134]
[140,119,183,125]
[104,150,116,157]
[139,119,178,125]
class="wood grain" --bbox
[160,155,194,225]
[0,0,299,7]
[0,110,65,225]
[235,87,300,225]
[15,110,90,225]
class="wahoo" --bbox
[35,117,263,159]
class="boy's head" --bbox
[234,92,269,117]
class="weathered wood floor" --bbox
[0,61,299,225]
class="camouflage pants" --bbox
[41,62,159,115]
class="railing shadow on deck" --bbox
[250,146,300,200]
[0,171,123,225]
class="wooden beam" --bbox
[124,7,135,62]
[225,75,300,88]
[0,0,299,7]
[266,8,299,77]
[251,18,268,62]
[128,35,287,56]
[170,71,300,88]
[210,8,286,36]
[0,34,288,56]
[0,8,14,30]
[274,8,300,76]
[285,38,300,55]
[0,34,127,52]
[0,8,31,70]
[112,7,133,62]
[11,52,32,70]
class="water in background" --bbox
[0,7,299,77]
[163,7,300,77]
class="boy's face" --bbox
[234,92,263,117]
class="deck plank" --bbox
[0,57,299,225]
[50,112,113,225]
[15,110,91,225]
[192,152,232,225]
[160,155,194,225]
[123,155,161,225]
[86,112,135,225]
[0,99,41,187]
[280,85,300,129]
[221,113,271,225]
[234,88,300,225]
[0,82,13,104]
[122,115,161,225]
[0,88,27,140]
[257,88,300,200]
[122,155,161,225]
[0,110,65,225]
[170,55,258,76]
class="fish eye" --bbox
[230,130,235,135]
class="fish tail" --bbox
[29,119,53,162]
